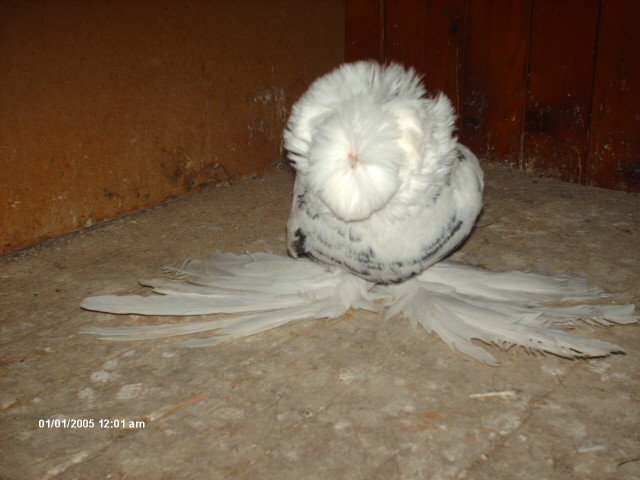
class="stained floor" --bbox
[1,164,639,480]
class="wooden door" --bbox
[346,0,640,192]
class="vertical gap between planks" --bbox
[455,0,469,120]
[379,0,386,62]
[584,0,603,186]
[520,0,535,171]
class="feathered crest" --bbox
[285,61,458,221]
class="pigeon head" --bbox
[304,95,405,222]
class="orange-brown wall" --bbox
[0,0,344,255]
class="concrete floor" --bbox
[1,164,639,480]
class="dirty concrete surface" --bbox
[1,164,639,480]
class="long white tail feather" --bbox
[416,260,608,302]
[390,281,628,366]
[83,300,342,343]
[81,253,638,364]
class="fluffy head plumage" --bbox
[305,95,405,221]
[285,61,462,223]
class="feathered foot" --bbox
[81,252,384,346]
[381,260,638,365]
[81,253,638,364]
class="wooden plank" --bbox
[523,0,599,183]
[0,0,344,254]
[587,0,640,191]
[459,0,531,165]
[345,0,384,62]
[383,0,465,112]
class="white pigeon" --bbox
[82,61,638,365]
[284,61,483,283]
